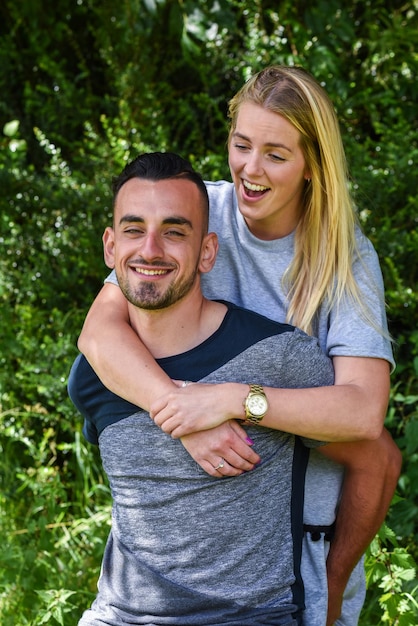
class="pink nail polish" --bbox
[245,436,254,445]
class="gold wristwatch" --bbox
[244,384,268,425]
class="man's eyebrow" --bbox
[119,215,145,225]
[119,215,193,228]
[232,131,292,152]
[162,216,193,228]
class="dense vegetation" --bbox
[0,1,417,624]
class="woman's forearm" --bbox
[151,356,390,442]
[261,383,387,441]
[264,356,390,440]
[79,286,390,441]
[78,284,174,410]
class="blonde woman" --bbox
[78,66,401,625]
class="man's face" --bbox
[103,177,212,310]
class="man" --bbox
[68,152,390,625]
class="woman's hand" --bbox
[150,382,247,437]
[150,381,260,476]
[181,420,261,477]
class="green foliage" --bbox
[0,0,417,623]
[0,405,111,624]
[362,524,418,624]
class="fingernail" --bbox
[245,436,254,445]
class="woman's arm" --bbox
[150,356,390,442]
[77,283,261,473]
[78,283,175,409]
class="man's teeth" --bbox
[243,180,269,192]
[135,268,168,275]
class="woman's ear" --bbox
[198,232,219,274]
[103,227,116,269]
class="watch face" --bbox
[248,394,268,416]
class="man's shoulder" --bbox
[68,353,98,409]
[209,302,333,389]
[217,301,301,365]
[221,300,296,338]
[68,354,141,443]
[224,303,333,372]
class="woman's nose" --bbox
[244,151,264,177]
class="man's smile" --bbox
[134,267,171,276]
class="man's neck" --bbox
[128,293,227,359]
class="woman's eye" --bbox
[234,143,249,151]
[270,153,285,162]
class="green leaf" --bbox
[405,419,418,455]
[3,119,20,136]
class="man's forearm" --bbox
[321,430,402,624]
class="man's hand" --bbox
[181,420,261,476]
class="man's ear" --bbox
[199,232,218,274]
[103,227,116,269]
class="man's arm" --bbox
[318,430,402,625]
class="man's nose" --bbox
[139,232,164,260]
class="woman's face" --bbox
[228,102,310,240]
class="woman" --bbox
[78,67,400,625]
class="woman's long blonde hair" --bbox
[228,65,366,335]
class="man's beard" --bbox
[117,267,198,311]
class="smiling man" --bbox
[109,176,207,313]
[68,151,339,625]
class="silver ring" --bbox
[182,380,191,387]
[214,459,225,470]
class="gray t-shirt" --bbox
[69,303,334,625]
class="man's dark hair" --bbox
[112,152,209,229]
